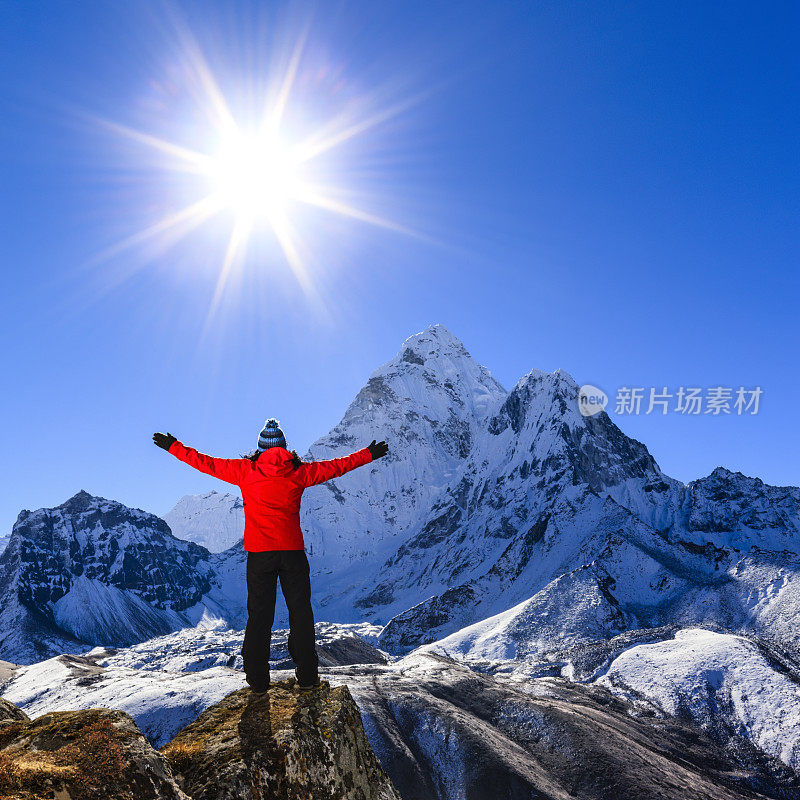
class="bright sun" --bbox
[208,129,301,222]
[98,20,419,320]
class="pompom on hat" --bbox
[257,419,287,453]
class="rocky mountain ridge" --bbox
[0,491,246,664]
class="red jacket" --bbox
[168,441,373,552]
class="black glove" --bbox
[368,440,389,460]
[153,432,177,451]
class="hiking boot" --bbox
[295,669,321,690]
[294,666,319,689]
[247,677,270,696]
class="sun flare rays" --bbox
[97,16,423,320]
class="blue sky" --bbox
[1,1,798,534]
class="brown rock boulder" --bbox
[161,679,400,800]
[0,701,187,800]
[0,698,28,726]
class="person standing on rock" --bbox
[153,420,388,693]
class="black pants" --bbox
[241,549,319,688]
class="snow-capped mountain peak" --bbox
[299,325,508,584]
[0,491,221,663]
[320,324,506,448]
[397,322,474,357]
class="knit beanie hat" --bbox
[257,419,287,453]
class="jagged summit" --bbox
[701,465,762,484]
[299,324,509,571]
[489,367,582,435]
[362,323,506,411]
[397,322,474,360]
[14,489,97,523]
[15,490,175,535]
[59,489,109,514]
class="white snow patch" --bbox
[596,628,800,771]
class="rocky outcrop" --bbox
[0,701,187,800]
[0,683,399,800]
[161,680,400,800]
[4,650,796,800]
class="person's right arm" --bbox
[153,432,247,485]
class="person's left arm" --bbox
[296,440,388,488]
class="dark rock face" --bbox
[0,701,186,800]
[161,681,400,800]
[685,468,800,537]
[379,585,480,652]
[269,627,388,669]
[486,370,659,489]
[10,491,213,612]
[400,348,425,366]
[344,655,797,800]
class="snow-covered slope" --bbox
[0,620,385,746]
[387,485,800,658]
[162,490,244,552]
[595,628,800,774]
[414,623,800,787]
[0,535,8,557]
[367,367,800,654]
[370,368,680,642]
[89,619,387,674]
[0,651,242,748]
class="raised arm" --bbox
[153,432,248,485]
[296,440,388,488]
